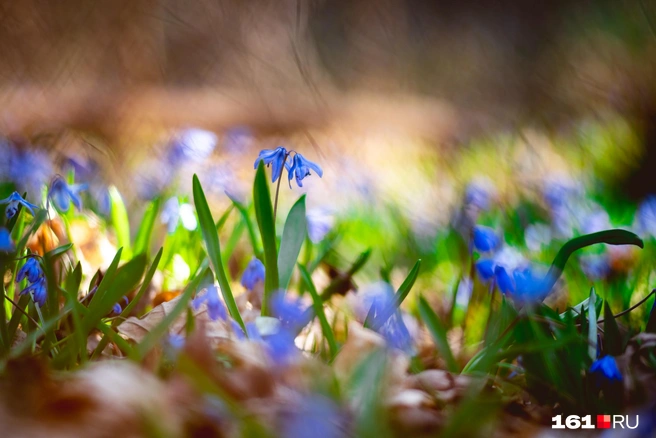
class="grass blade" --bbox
[253,161,279,314]
[365,259,421,329]
[278,195,307,291]
[299,264,338,360]
[603,301,623,356]
[192,175,245,331]
[109,186,132,259]
[418,295,459,373]
[133,197,161,255]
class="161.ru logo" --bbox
[552,415,639,430]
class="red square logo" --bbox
[597,415,611,429]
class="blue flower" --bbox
[359,282,414,353]
[167,128,217,164]
[264,328,298,366]
[281,395,344,438]
[590,356,622,382]
[511,267,550,303]
[637,195,656,237]
[270,292,312,333]
[161,198,198,234]
[9,148,52,198]
[254,147,289,183]
[475,259,496,281]
[111,296,129,315]
[0,228,14,252]
[241,258,266,291]
[167,333,186,352]
[49,176,87,212]
[288,153,323,188]
[494,266,515,294]
[17,257,43,283]
[473,226,499,252]
[0,191,39,219]
[20,276,47,307]
[192,285,227,321]
[306,208,334,243]
[465,180,492,211]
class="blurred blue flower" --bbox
[358,282,414,353]
[49,176,87,212]
[240,258,265,291]
[590,355,622,382]
[0,191,39,219]
[475,259,496,281]
[473,225,500,252]
[281,395,344,438]
[9,148,52,197]
[494,266,515,294]
[17,257,43,283]
[112,296,129,315]
[0,228,14,252]
[306,208,335,243]
[637,195,656,237]
[254,147,289,183]
[167,333,186,352]
[192,285,227,321]
[168,128,218,164]
[270,292,312,333]
[20,276,47,307]
[511,267,550,303]
[465,180,493,211]
[580,253,610,280]
[288,153,323,188]
[161,197,198,234]
[264,328,298,366]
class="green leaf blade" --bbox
[278,195,307,291]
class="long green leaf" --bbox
[109,186,132,259]
[418,295,459,373]
[587,287,598,361]
[192,175,245,331]
[299,264,338,360]
[278,195,307,291]
[253,161,279,314]
[134,197,161,255]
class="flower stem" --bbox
[272,154,288,221]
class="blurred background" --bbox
[1,0,656,298]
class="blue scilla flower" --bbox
[281,395,344,438]
[161,197,198,234]
[270,291,312,333]
[168,128,217,164]
[0,191,39,219]
[494,266,515,294]
[473,225,500,252]
[49,176,87,213]
[0,227,14,252]
[306,208,334,244]
[241,258,265,291]
[475,259,496,281]
[10,148,53,198]
[590,355,622,382]
[111,296,129,315]
[264,328,298,366]
[20,276,47,307]
[17,257,43,283]
[288,153,323,188]
[192,285,227,321]
[254,147,289,183]
[637,195,656,237]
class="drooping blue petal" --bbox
[48,177,87,213]
[17,257,43,283]
[473,226,500,252]
[240,258,265,291]
[511,267,548,303]
[0,192,39,219]
[590,356,622,382]
[21,277,47,307]
[254,147,288,183]
[379,311,415,355]
[0,228,14,252]
[288,153,323,188]
[264,328,298,365]
[475,259,496,281]
[494,266,515,294]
